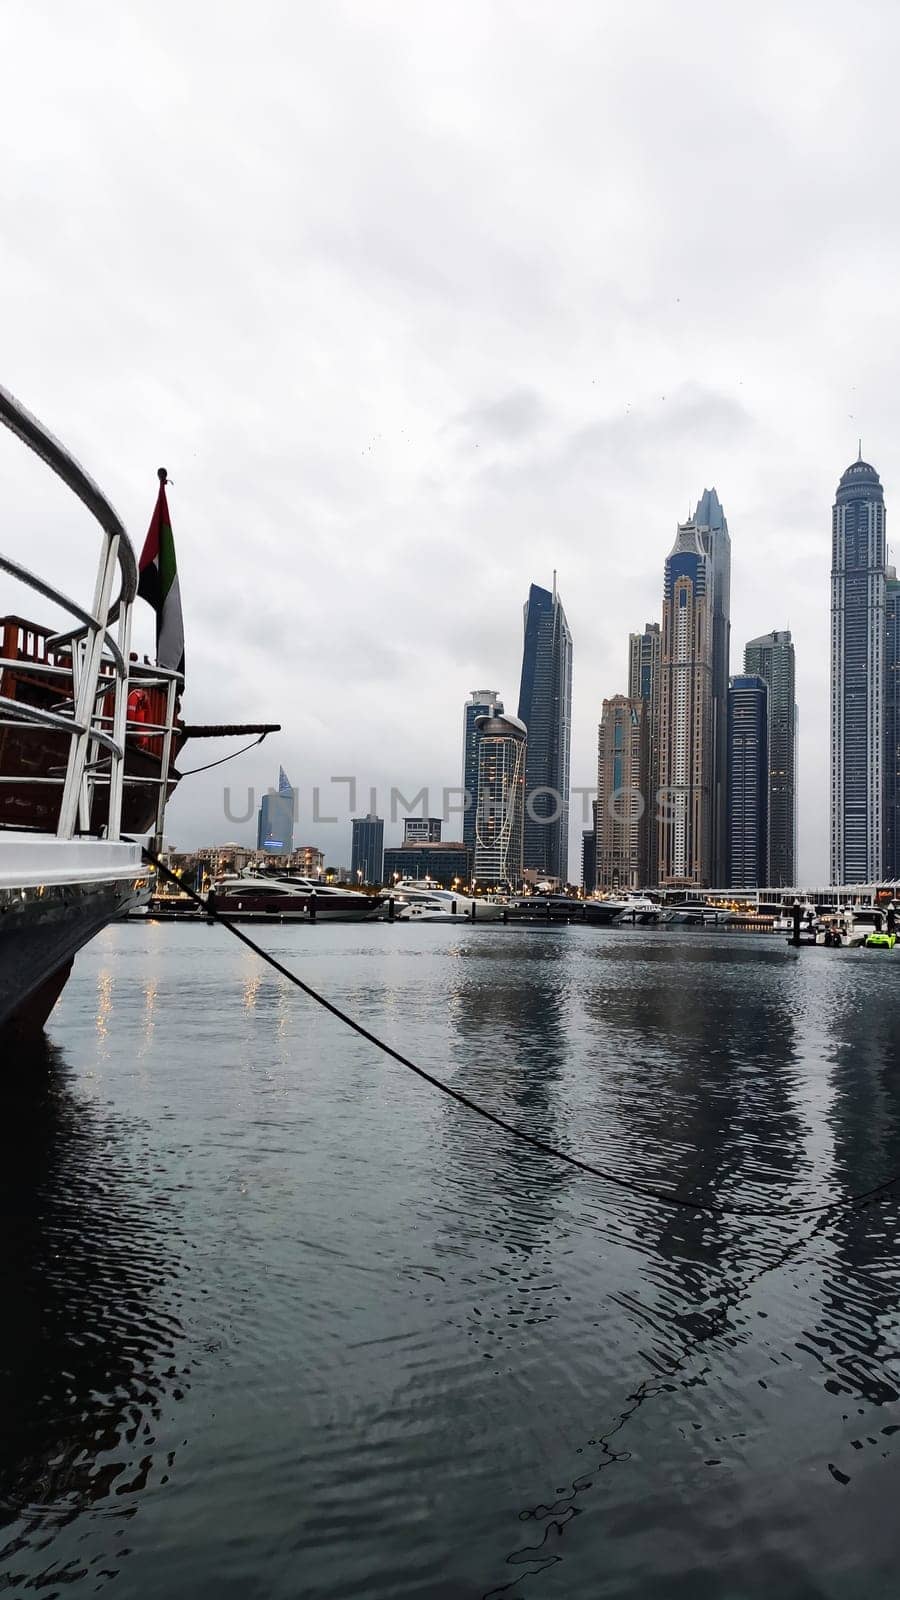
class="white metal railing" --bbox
[0,385,182,843]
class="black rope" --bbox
[176,732,270,776]
[142,850,900,1222]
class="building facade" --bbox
[581,804,597,893]
[727,674,769,889]
[350,813,384,884]
[694,489,732,886]
[473,712,527,888]
[403,817,442,843]
[595,696,649,890]
[743,629,796,886]
[257,766,294,854]
[462,691,504,859]
[886,570,900,879]
[628,621,661,883]
[830,456,887,883]
[517,581,573,882]
[383,842,469,886]
[657,520,714,886]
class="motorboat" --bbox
[612,894,662,925]
[387,877,504,921]
[210,872,382,921]
[0,384,278,1042]
[864,930,896,950]
[823,906,893,948]
[394,898,470,924]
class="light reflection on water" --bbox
[2,925,900,1599]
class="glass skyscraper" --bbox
[462,690,503,858]
[658,520,713,886]
[727,675,769,889]
[743,630,797,886]
[595,696,649,890]
[350,813,384,884]
[830,456,886,883]
[628,621,661,884]
[516,580,573,883]
[886,570,900,879]
[257,766,294,854]
[694,489,731,886]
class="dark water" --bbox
[2,923,900,1598]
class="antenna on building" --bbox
[552,568,557,602]
[858,438,863,461]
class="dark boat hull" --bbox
[0,875,147,1045]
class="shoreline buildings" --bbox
[462,691,504,860]
[517,579,573,884]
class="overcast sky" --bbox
[3,0,898,881]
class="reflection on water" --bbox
[5,928,900,1599]
[0,1040,190,1590]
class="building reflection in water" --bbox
[0,1042,189,1586]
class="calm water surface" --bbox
[2,923,900,1598]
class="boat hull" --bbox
[0,837,150,1044]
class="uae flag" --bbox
[138,469,185,675]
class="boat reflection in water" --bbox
[0,1044,191,1589]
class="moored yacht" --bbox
[210,871,382,921]
[387,877,505,921]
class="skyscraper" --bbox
[694,488,731,885]
[830,456,886,883]
[743,630,797,886]
[658,519,713,886]
[595,697,649,890]
[727,674,769,889]
[628,621,661,883]
[885,569,900,879]
[350,813,384,883]
[257,766,294,854]
[517,580,573,883]
[462,691,504,858]
[473,712,527,887]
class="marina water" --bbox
[2,923,900,1598]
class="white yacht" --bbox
[388,877,504,921]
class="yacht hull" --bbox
[0,837,150,1044]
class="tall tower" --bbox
[628,621,661,883]
[473,713,527,888]
[830,456,886,883]
[885,570,900,879]
[517,579,573,883]
[658,520,714,886]
[462,690,504,859]
[727,674,769,889]
[350,813,384,883]
[744,630,797,886]
[694,488,731,885]
[257,767,294,854]
[595,697,649,890]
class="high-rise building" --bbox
[517,580,573,883]
[628,621,661,883]
[350,813,384,883]
[886,569,900,879]
[581,801,598,893]
[727,675,769,889]
[658,520,714,886]
[595,696,649,890]
[694,489,731,885]
[743,630,797,886]
[257,766,294,854]
[473,712,527,888]
[830,456,887,883]
[403,816,442,843]
[462,691,504,858]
